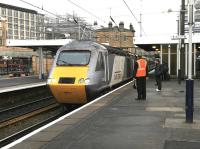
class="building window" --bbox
[25,13,29,20]
[14,24,18,29]
[36,33,40,39]
[0,30,2,36]
[8,35,13,39]
[26,31,29,37]
[14,36,18,39]
[14,30,18,35]
[114,35,119,41]
[41,27,44,32]
[31,21,35,26]
[31,14,35,21]
[1,8,6,16]
[8,17,12,23]
[20,12,24,19]
[8,23,12,29]
[25,26,29,30]
[20,19,24,24]
[14,18,18,24]
[25,20,29,26]
[8,9,12,16]
[41,34,45,39]
[14,10,18,18]
[31,32,35,37]
[0,39,2,45]
[8,29,13,35]
[31,27,35,31]
[20,25,24,30]
[20,31,24,35]
[105,35,109,42]
[122,35,127,41]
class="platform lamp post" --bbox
[186,0,194,123]
[180,0,186,84]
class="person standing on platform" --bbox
[133,54,148,100]
[162,62,169,81]
[155,59,162,91]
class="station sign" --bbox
[2,56,12,60]
[171,35,187,40]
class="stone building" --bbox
[95,21,135,52]
[0,17,7,46]
[0,3,45,40]
[0,3,50,77]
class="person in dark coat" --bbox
[155,59,162,91]
[162,62,169,81]
[133,55,148,100]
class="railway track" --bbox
[0,96,55,126]
[0,110,64,148]
[0,96,64,147]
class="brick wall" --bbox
[95,26,134,52]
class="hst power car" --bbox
[47,40,134,105]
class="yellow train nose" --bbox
[48,66,89,104]
[49,84,87,104]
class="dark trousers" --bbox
[155,75,162,90]
[136,77,146,99]
[162,72,167,80]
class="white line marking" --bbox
[0,82,47,93]
[1,81,132,149]
[146,107,184,112]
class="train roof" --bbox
[59,40,106,51]
[102,44,133,57]
[59,40,134,57]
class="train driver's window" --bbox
[95,52,105,71]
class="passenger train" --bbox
[47,40,135,105]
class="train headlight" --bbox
[78,78,90,85]
[84,78,90,84]
[47,78,57,84]
[78,78,85,84]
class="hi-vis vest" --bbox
[136,59,147,77]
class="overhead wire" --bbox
[67,0,106,23]
[122,0,146,36]
[13,0,98,41]
[18,0,62,18]
[18,0,95,32]
[18,0,89,26]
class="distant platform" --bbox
[0,76,46,93]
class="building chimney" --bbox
[94,21,98,26]
[108,21,112,28]
[129,23,135,32]
[119,21,124,29]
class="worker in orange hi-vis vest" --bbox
[133,54,148,100]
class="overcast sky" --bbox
[1,0,182,37]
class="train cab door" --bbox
[96,51,108,89]
[96,52,106,85]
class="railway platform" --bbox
[0,76,46,93]
[5,79,200,149]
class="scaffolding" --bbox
[44,14,96,40]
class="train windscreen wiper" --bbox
[56,60,73,66]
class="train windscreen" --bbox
[57,50,91,66]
